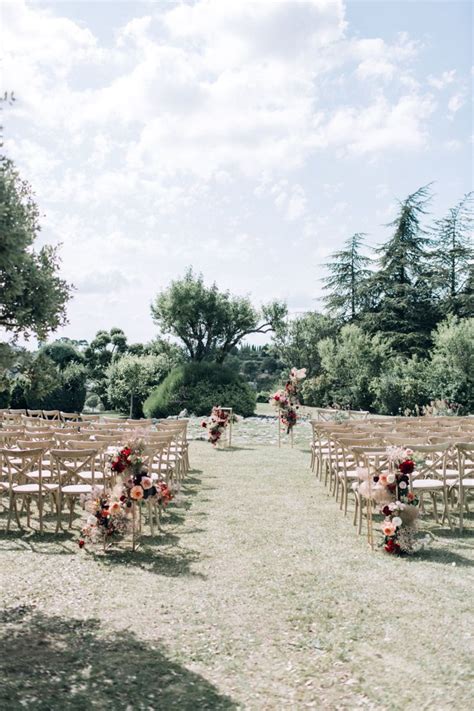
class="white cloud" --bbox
[428,70,456,90]
[447,93,466,119]
[1,0,468,343]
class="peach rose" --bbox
[130,485,144,501]
[109,501,122,515]
[382,521,396,536]
[141,476,153,490]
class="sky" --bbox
[2,0,472,346]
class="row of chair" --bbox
[0,418,190,534]
[310,416,474,537]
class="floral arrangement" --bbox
[79,440,173,547]
[79,486,131,547]
[357,446,422,555]
[201,406,230,446]
[270,367,306,434]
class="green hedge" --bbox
[143,362,256,418]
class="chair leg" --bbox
[38,495,43,534]
[68,497,75,528]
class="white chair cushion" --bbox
[413,479,444,489]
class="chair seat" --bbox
[338,471,360,479]
[27,470,52,479]
[61,484,94,494]
[77,471,104,481]
[413,479,444,490]
[12,483,59,493]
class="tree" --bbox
[151,269,287,363]
[0,157,71,339]
[39,340,85,369]
[83,328,128,406]
[316,324,393,411]
[432,192,473,317]
[428,316,474,412]
[107,353,179,418]
[271,311,338,378]
[365,185,439,356]
[322,233,372,321]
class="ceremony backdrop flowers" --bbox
[270,367,306,434]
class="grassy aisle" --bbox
[1,441,473,710]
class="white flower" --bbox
[392,516,403,527]
[387,473,396,484]
[399,481,408,490]
[389,502,397,511]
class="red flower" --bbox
[382,505,391,516]
[201,421,207,428]
[399,459,415,475]
[78,539,85,548]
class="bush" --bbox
[256,391,270,403]
[143,362,256,418]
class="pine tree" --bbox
[322,233,372,321]
[432,192,473,317]
[366,185,439,356]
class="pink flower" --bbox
[130,485,144,501]
[109,501,122,515]
[382,521,396,537]
[141,476,152,490]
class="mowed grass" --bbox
[0,438,473,710]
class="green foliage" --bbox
[84,328,128,406]
[432,192,473,317]
[316,324,393,410]
[107,353,174,418]
[151,268,286,363]
[38,340,84,369]
[0,157,71,339]
[272,311,338,378]
[363,185,439,355]
[371,356,431,415]
[143,362,256,418]
[322,233,372,321]
[85,393,101,410]
[8,352,87,412]
[427,316,474,412]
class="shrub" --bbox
[256,391,270,403]
[143,362,256,418]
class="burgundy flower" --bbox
[399,459,415,475]
[78,539,85,549]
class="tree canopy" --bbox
[322,233,372,321]
[151,269,287,363]
[0,157,71,339]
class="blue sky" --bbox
[2,0,472,345]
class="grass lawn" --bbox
[1,436,472,710]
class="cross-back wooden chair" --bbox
[1,446,59,533]
[453,443,474,532]
[50,448,100,529]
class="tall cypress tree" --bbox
[322,233,372,321]
[366,185,439,356]
[432,192,473,317]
